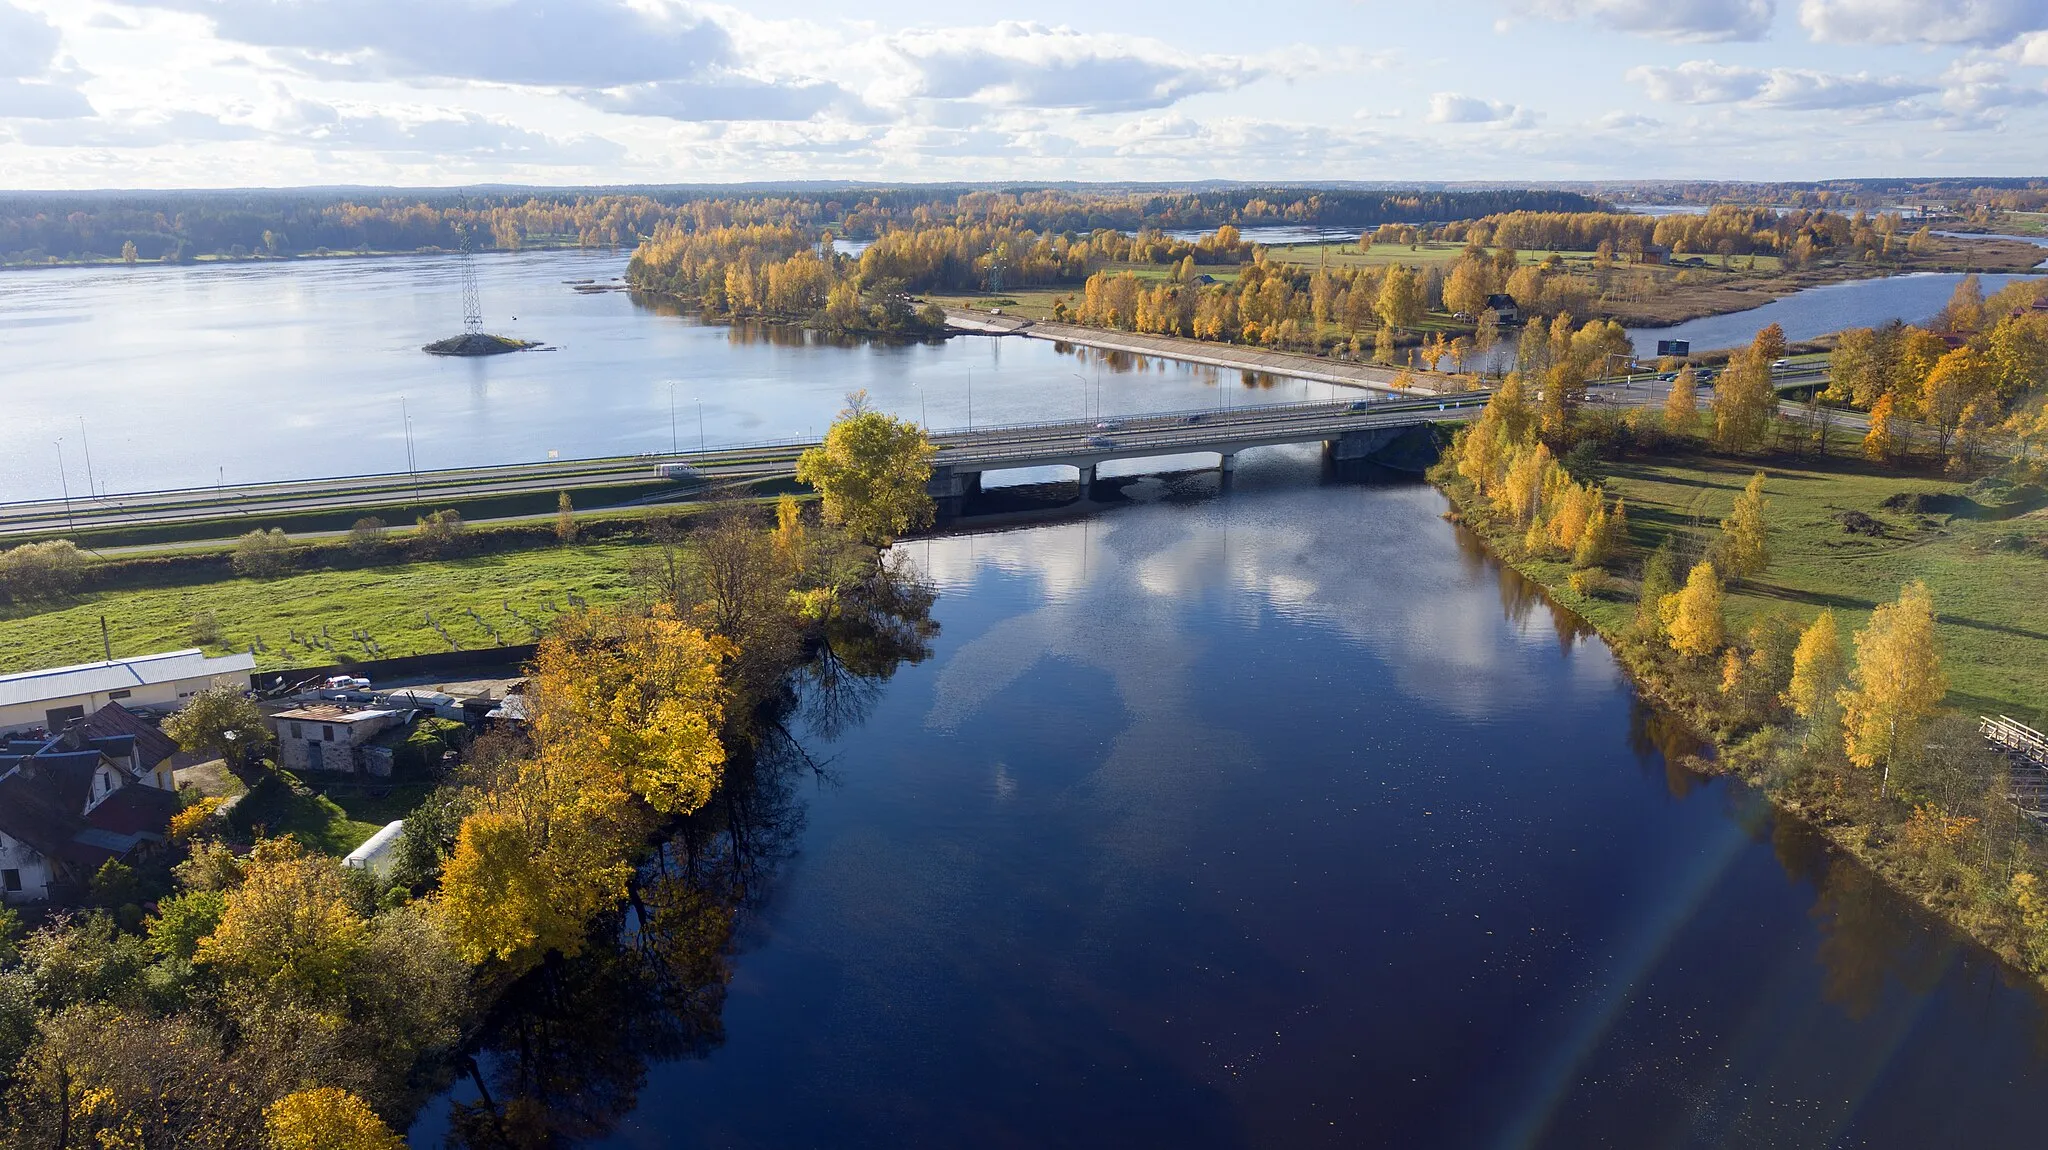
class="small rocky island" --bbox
[422,332,541,356]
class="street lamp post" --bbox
[53,439,73,529]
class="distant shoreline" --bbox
[0,243,627,275]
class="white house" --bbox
[269,705,403,774]
[0,648,256,736]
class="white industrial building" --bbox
[0,649,256,735]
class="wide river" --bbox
[0,251,1352,502]
[4,245,2038,502]
[407,453,2048,1148]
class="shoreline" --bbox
[1427,468,2048,995]
[943,310,1434,395]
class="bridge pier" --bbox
[1325,427,1407,462]
[926,466,981,499]
[1218,451,1237,474]
[1075,464,1096,499]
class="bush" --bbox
[231,528,290,578]
[412,510,468,557]
[1568,569,1608,597]
[0,539,85,601]
[347,517,387,557]
[187,610,222,646]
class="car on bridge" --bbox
[1349,399,1374,411]
[1086,436,1117,449]
[1185,413,1205,425]
[1094,420,1121,431]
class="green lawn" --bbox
[0,543,649,673]
[1533,449,2048,724]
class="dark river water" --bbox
[407,450,2048,1148]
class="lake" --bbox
[406,453,2048,1148]
[0,252,1352,502]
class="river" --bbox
[0,251,1351,503]
[405,452,2048,1148]
[3,245,2041,503]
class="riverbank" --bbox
[1430,439,2048,989]
[942,308,1443,394]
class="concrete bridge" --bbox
[923,393,1490,503]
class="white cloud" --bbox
[2004,29,2048,64]
[1798,0,2048,46]
[116,0,731,86]
[1627,59,1935,108]
[0,2,95,119]
[887,23,1268,114]
[1427,92,1524,123]
[1505,0,1776,42]
[578,75,873,122]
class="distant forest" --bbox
[0,185,1605,266]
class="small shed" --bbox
[269,705,403,774]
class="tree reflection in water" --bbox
[442,558,938,1148]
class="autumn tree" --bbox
[1920,346,1993,457]
[1840,581,1947,795]
[264,1087,405,1150]
[531,606,730,815]
[555,491,577,544]
[1659,561,1725,658]
[1785,609,1846,749]
[1863,393,1904,462]
[434,755,638,973]
[164,686,271,771]
[194,838,369,1001]
[796,391,937,544]
[1664,364,1698,433]
[1715,471,1771,579]
[1712,351,1777,452]
[1375,264,1422,332]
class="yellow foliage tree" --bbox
[1784,609,1845,745]
[194,837,369,1002]
[1500,442,1554,525]
[531,606,731,815]
[795,391,937,543]
[434,755,639,972]
[1664,365,1698,433]
[264,1087,404,1150]
[1717,471,1771,578]
[1863,393,1903,463]
[1659,561,1725,658]
[1840,580,1947,793]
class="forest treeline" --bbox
[0,186,1602,266]
[1464,206,1928,265]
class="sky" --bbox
[1,0,2046,187]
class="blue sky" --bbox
[1,0,2044,187]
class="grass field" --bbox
[1511,447,2048,724]
[0,542,649,673]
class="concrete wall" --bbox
[273,713,402,774]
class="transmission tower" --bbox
[458,226,483,334]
